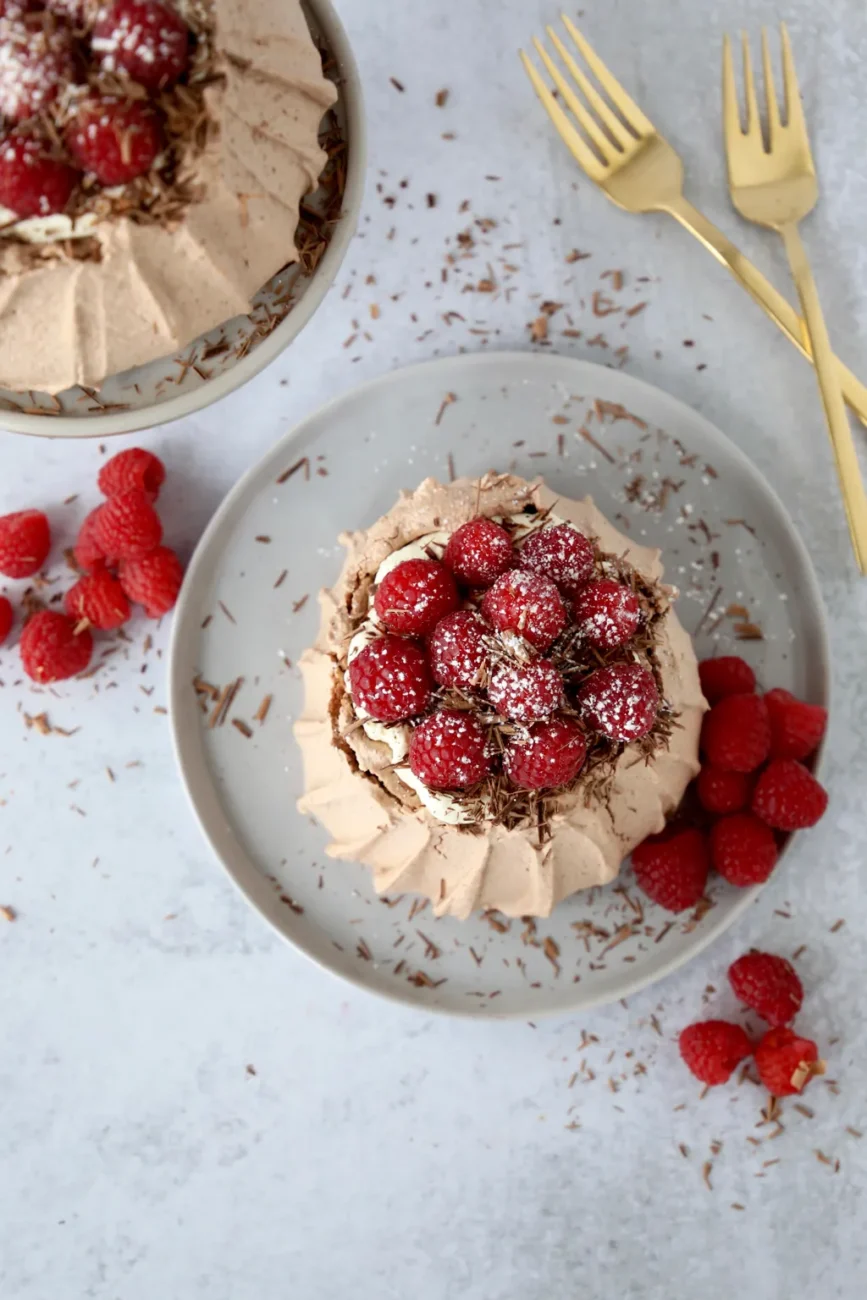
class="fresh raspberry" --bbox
[488,658,563,724]
[348,636,432,723]
[754,1026,822,1097]
[701,692,770,772]
[710,813,778,886]
[98,446,166,502]
[92,487,162,562]
[408,708,491,790]
[0,13,76,122]
[698,655,757,704]
[481,568,566,651]
[751,759,828,831]
[631,826,709,912]
[443,517,513,587]
[428,609,488,690]
[93,0,190,92]
[728,952,803,1027]
[65,97,163,186]
[119,546,183,617]
[696,765,751,815]
[503,714,587,790]
[572,578,640,649]
[0,134,78,218]
[65,570,130,630]
[19,609,92,682]
[518,521,594,591]
[577,662,659,742]
[0,595,13,645]
[678,1020,752,1086]
[0,508,50,578]
[764,687,827,761]
[73,506,106,573]
[374,558,459,637]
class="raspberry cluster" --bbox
[0,444,183,682]
[346,511,664,805]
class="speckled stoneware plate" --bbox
[168,352,829,1019]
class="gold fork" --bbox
[723,25,867,574]
[520,16,867,430]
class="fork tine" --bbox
[547,26,631,149]
[740,31,761,141]
[760,27,782,149]
[532,37,613,161]
[779,22,809,139]
[722,34,743,147]
[560,15,655,137]
[519,49,606,181]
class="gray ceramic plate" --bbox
[168,352,829,1018]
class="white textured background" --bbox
[2,1,867,1295]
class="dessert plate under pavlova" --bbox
[168,352,829,1018]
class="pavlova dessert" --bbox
[0,0,336,392]
[295,473,707,920]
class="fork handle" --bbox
[664,195,867,431]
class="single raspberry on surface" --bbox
[752,759,828,831]
[0,13,76,122]
[98,446,166,502]
[698,655,757,705]
[728,952,803,1027]
[92,487,162,562]
[679,1020,753,1086]
[374,558,459,637]
[65,570,130,630]
[73,506,106,573]
[93,0,190,92]
[696,764,751,815]
[631,826,709,912]
[119,546,183,617]
[348,635,432,723]
[577,662,659,742]
[0,508,50,578]
[65,97,163,186]
[443,517,513,587]
[0,595,13,646]
[754,1026,823,1097]
[481,568,566,651]
[428,609,488,690]
[518,521,594,590]
[701,692,771,772]
[409,708,491,790]
[0,134,79,218]
[764,687,827,761]
[488,658,563,725]
[710,812,778,887]
[503,714,587,790]
[572,578,640,649]
[20,609,92,682]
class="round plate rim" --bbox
[168,350,831,1019]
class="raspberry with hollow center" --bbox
[0,595,13,646]
[728,951,803,1027]
[695,765,751,815]
[20,609,92,682]
[65,570,131,631]
[0,13,76,122]
[710,812,778,887]
[572,578,640,649]
[348,635,432,723]
[754,1026,823,1097]
[374,558,459,637]
[0,134,79,218]
[488,658,563,725]
[0,508,51,578]
[701,692,771,772]
[119,546,183,617]
[92,0,190,92]
[631,826,709,912]
[679,1020,753,1086]
[751,758,828,831]
[518,522,594,590]
[409,708,491,790]
[503,714,587,790]
[764,687,827,761]
[578,663,659,742]
[443,517,513,587]
[73,507,106,573]
[98,447,166,502]
[698,655,756,704]
[65,97,163,186]
[428,609,488,690]
[481,568,566,651]
[92,488,162,562]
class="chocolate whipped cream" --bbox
[294,474,707,920]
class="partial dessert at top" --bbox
[0,0,337,392]
[294,473,707,920]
